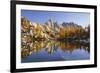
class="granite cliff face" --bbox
[21,16,89,40]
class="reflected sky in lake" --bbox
[21,41,90,63]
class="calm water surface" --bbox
[21,40,90,63]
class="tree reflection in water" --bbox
[21,40,90,63]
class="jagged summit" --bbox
[62,22,82,28]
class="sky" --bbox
[21,10,90,27]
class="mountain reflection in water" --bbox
[21,40,90,63]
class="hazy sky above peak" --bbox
[21,10,90,27]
